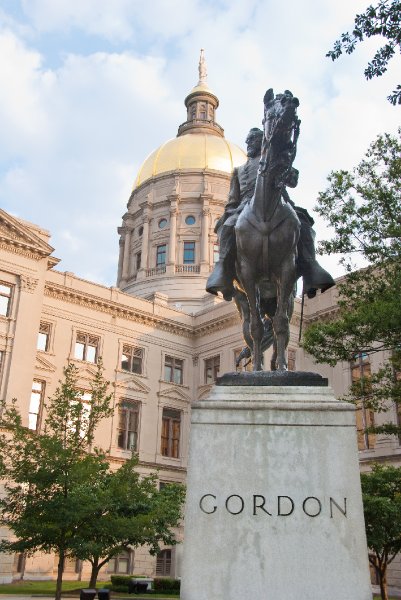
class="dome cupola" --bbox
[117,51,246,313]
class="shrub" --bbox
[110,575,133,591]
[111,584,129,593]
[153,578,180,593]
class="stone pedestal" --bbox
[181,374,372,600]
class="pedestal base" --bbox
[181,381,372,600]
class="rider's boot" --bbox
[206,225,236,301]
[297,217,335,299]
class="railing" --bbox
[145,266,166,277]
[175,265,200,274]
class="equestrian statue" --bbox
[206,89,334,371]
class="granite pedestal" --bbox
[181,373,372,600]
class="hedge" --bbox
[153,578,180,593]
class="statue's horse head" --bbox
[260,89,300,182]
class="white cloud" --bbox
[0,0,399,284]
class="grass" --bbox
[0,579,179,597]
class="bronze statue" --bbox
[206,89,334,371]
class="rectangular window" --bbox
[183,241,195,264]
[136,252,141,271]
[117,401,139,451]
[156,550,172,576]
[287,348,296,371]
[161,408,181,458]
[204,355,220,384]
[74,332,99,363]
[156,244,167,266]
[121,345,143,374]
[164,356,183,385]
[351,353,375,450]
[213,242,219,264]
[37,322,51,352]
[29,380,45,431]
[0,283,12,317]
[107,550,133,574]
[0,350,4,374]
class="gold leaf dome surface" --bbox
[134,133,246,189]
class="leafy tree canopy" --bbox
[302,130,401,428]
[361,464,401,599]
[0,363,113,600]
[327,0,401,104]
[68,455,185,588]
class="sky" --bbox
[0,0,399,286]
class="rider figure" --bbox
[206,127,335,301]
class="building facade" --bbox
[0,56,400,589]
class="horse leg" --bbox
[270,338,278,371]
[233,289,253,355]
[273,269,296,371]
[242,281,264,371]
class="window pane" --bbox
[37,332,48,351]
[0,296,9,316]
[156,245,166,266]
[164,365,172,382]
[117,558,129,574]
[28,413,38,430]
[183,241,195,264]
[75,342,85,360]
[173,367,182,385]
[121,351,130,371]
[86,344,97,363]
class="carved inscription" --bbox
[199,494,347,518]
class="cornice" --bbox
[303,306,340,324]
[194,312,241,337]
[44,282,194,338]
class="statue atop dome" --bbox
[198,49,208,86]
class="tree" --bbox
[327,0,401,104]
[302,129,401,432]
[68,455,185,588]
[0,362,113,600]
[361,464,401,600]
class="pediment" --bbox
[158,386,191,403]
[0,209,55,258]
[75,364,99,383]
[35,354,57,373]
[113,375,150,395]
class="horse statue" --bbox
[234,89,301,371]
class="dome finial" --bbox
[198,48,208,86]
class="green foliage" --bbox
[0,362,113,600]
[153,578,181,593]
[0,361,185,594]
[302,130,401,435]
[361,465,401,599]
[327,0,401,104]
[110,575,133,586]
[68,455,185,586]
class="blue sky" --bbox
[0,0,399,285]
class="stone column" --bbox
[120,227,132,286]
[116,231,124,286]
[200,198,211,274]
[168,209,178,262]
[140,216,150,268]
[181,374,372,600]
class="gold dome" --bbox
[134,133,246,189]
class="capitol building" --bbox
[0,56,400,589]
